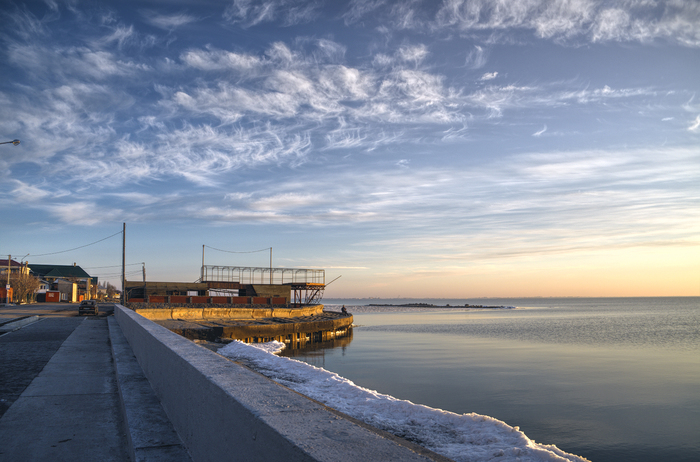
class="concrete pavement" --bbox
[0,302,84,320]
[0,316,82,417]
[0,304,191,461]
[2,304,450,462]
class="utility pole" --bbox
[121,223,126,305]
[5,255,10,304]
[201,245,205,282]
[142,262,147,302]
[270,247,272,284]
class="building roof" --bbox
[30,264,92,280]
[0,259,22,268]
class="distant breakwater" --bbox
[367,303,515,309]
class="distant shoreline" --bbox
[366,303,514,309]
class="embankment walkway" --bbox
[0,304,450,462]
[0,311,190,461]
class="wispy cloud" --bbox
[123,146,698,234]
[7,41,150,81]
[343,0,387,25]
[465,45,488,69]
[171,40,466,144]
[532,125,547,137]
[320,146,700,263]
[47,202,113,226]
[463,83,657,119]
[9,180,53,203]
[344,0,700,47]
[141,11,198,30]
[180,48,262,71]
[1,21,684,197]
[224,0,322,27]
[397,43,429,65]
[688,115,700,132]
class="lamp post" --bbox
[2,141,22,301]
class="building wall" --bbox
[250,284,291,303]
[56,280,78,303]
[0,287,12,303]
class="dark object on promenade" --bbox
[78,299,98,316]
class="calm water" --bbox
[281,297,700,462]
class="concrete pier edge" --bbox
[114,304,451,462]
[131,304,325,320]
[107,317,192,462]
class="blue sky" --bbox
[1,0,699,297]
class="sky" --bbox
[1,0,699,298]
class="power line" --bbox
[83,263,143,269]
[93,270,142,278]
[204,245,270,254]
[23,230,123,257]
[93,268,143,273]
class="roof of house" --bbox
[30,264,92,279]
[0,259,22,268]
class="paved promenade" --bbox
[0,304,190,461]
[1,304,447,462]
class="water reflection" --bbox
[279,328,353,367]
[283,300,700,462]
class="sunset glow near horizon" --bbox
[1,1,698,298]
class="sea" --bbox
[277,297,700,462]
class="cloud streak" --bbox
[224,0,322,27]
[689,115,700,132]
[347,0,700,47]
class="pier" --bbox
[129,304,353,347]
[124,265,352,348]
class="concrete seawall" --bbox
[131,304,353,345]
[132,304,325,321]
[114,305,449,462]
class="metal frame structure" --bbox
[201,265,325,285]
[291,283,325,306]
[202,265,326,306]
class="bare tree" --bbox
[11,273,41,304]
[106,282,117,299]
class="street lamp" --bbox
[0,139,20,146]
